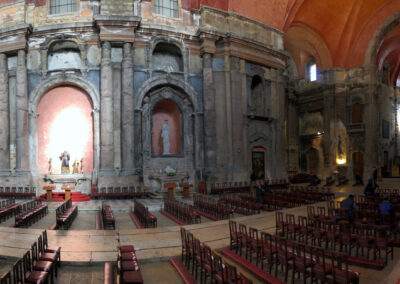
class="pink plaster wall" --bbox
[37,86,94,174]
[152,100,182,155]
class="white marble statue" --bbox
[161,120,170,155]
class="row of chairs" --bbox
[92,185,150,199]
[219,195,262,215]
[0,230,61,284]
[15,200,48,228]
[229,220,360,284]
[117,245,143,284]
[163,198,201,224]
[0,186,36,199]
[277,212,395,264]
[192,195,233,219]
[133,200,157,228]
[180,227,252,284]
[0,198,18,223]
[102,203,116,230]
[56,199,78,229]
[210,181,251,195]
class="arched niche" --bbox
[250,75,265,116]
[37,86,94,174]
[29,74,100,178]
[152,99,182,155]
[152,43,183,73]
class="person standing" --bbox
[340,194,357,222]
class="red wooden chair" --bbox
[22,251,49,284]
[42,230,61,270]
[311,246,333,283]
[229,220,241,253]
[200,245,213,284]
[275,236,293,282]
[332,253,359,284]
[292,242,312,284]
[0,271,11,284]
[259,232,277,274]
[31,242,55,284]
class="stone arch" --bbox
[134,75,204,181]
[364,10,400,67]
[29,74,100,178]
[135,75,201,112]
[147,36,188,74]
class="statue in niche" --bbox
[59,151,70,174]
[48,158,53,175]
[161,120,171,155]
[80,158,84,174]
[72,160,79,174]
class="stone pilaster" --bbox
[100,42,114,172]
[133,109,142,171]
[363,86,378,178]
[0,54,9,170]
[121,43,135,174]
[16,50,29,172]
[202,53,217,177]
[224,52,233,179]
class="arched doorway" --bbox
[37,86,94,174]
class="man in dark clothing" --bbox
[255,180,264,204]
[379,194,394,221]
[364,179,376,197]
[340,194,357,222]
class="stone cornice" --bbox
[0,24,31,53]
[95,15,141,43]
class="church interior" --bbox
[0,0,400,283]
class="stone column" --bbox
[16,50,29,172]
[224,52,233,179]
[121,43,135,175]
[202,53,217,176]
[100,42,114,172]
[0,54,9,170]
[133,109,142,170]
[363,86,378,178]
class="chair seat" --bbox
[33,260,53,272]
[40,252,57,262]
[25,270,48,283]
[334,269,358,283]
[45,246,61,254]
[120,245,135,253]
[121,260,140,271]
[121,252,137,261]
[121,271,143,284]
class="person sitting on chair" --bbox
[340,194,357,222]
[379,194,394,221]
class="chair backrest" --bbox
[22,250,32,274]
[31,242,39,262]
[0,271,11,284]
[239,272,253,284]
[229,220,237,235]
[224,263,238,284]
[12,259,23,284]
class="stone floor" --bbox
[0,180,400,283]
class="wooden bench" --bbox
[102,203,115,230]
[56,199,78,229]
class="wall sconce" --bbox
[336,157,346,165]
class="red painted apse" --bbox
[37,86,94,174]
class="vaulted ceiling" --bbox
[191,0,400,84]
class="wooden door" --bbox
[352,152,364,179]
